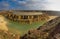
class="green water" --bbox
[6,19,46,36]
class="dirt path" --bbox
[48,16,58,21]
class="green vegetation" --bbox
[7,20,46,36]
[4,15,47,36]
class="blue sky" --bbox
[0,0,60,11]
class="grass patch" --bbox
[6,19,46,36]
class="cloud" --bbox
[13,0,17,1]
[3,2,9,7]
[19,0,48,10]
[0,0,60,10]
[0,1,10,10]
[19,0,60,10]
[45,0,60,11]
[18,1,27,5]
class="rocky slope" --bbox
[21,16,60,39]
[0,15,20,39]
[0,15,8,31]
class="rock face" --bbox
[0,15,8,31]
[0,15,20,39]
[20,16,60,39]
[47,23,60,39]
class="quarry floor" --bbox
[0,15,58,36]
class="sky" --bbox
[0,0,60,11]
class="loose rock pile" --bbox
[0,30,20,39]
[47,23,60,39]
